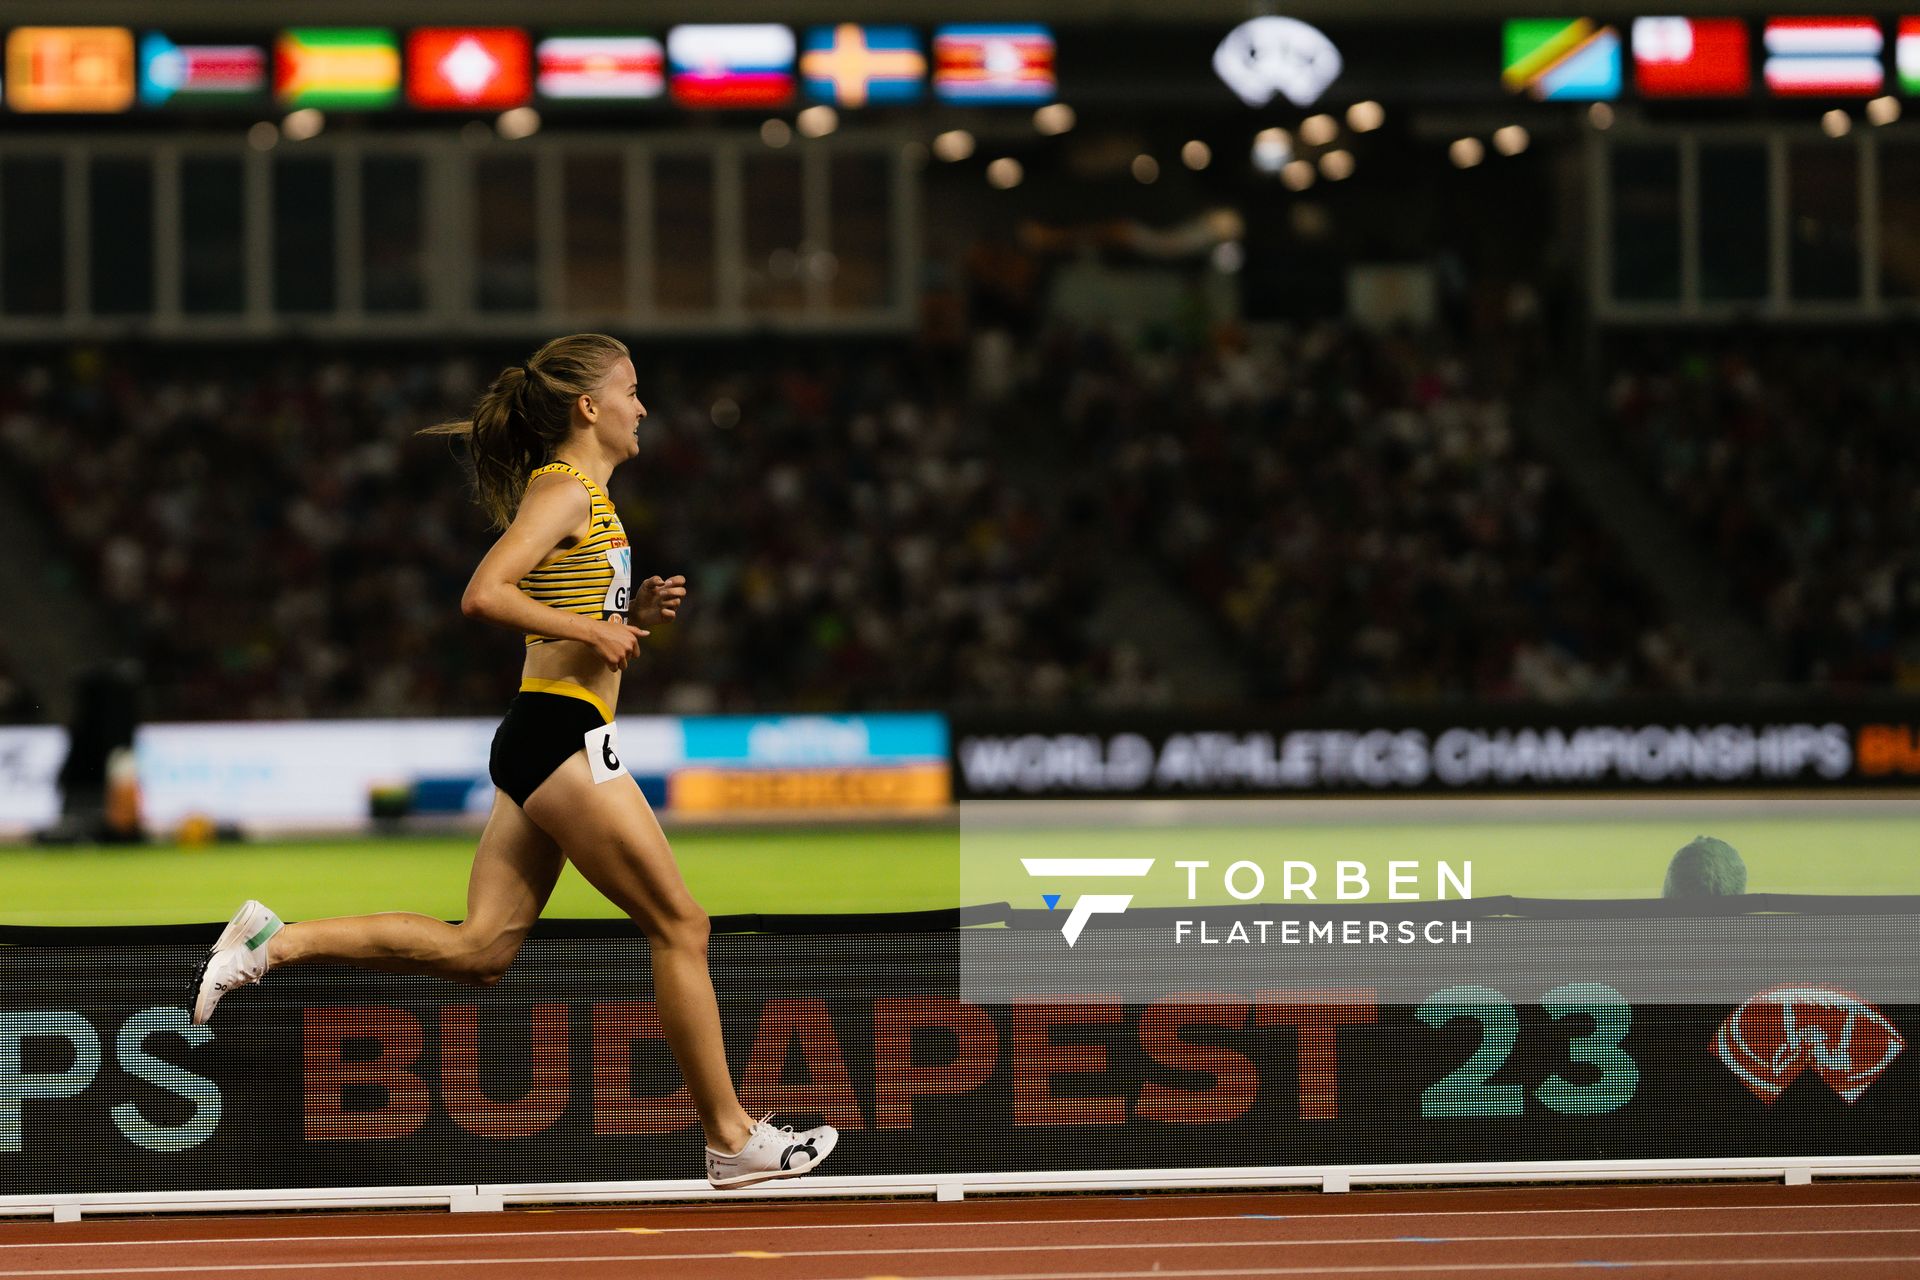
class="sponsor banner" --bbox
[275,28,400,109]
[535,35,664,101]
[0,713,950,835]
[952,707,1920,799]
[1631,17,1753,97]
[1502,18,1623,100]
[139,34,268,107]
[801,24,925,107]
[666,24,795,109]
[405,28,532,110]
[5,27,136,113]
[1763,16,1884,95]
[932,25,1056,104]
[0,920,1914,1194]
[669,763,950,815]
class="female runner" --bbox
[190,333,836,1188]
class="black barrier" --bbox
[951,700,1920,798]
[0,908,1915,1196]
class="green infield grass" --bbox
[2,807,1916,927]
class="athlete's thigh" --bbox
[520,752,699,929]
[465,789,568,941]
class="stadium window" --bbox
[181,155,245,314]
[653,154,716,313]
[273,155,336,314]
[561,152,625,315]
[474,154,539,312]
[361,154,426,313]
[1,156,65,316]
[743,151,804,313]
[1787,143,1861,302]
[1608,144,1681,303]
[830,151,892,312]
[1881,141,1920,301]
[89,156,153,316]
[1697,145,1767,304]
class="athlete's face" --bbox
[583,356,646,459]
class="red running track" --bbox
[0,1181,1917,1279]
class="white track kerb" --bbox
[1,1156,1918,1221]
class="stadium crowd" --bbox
[1607,332,1919,689]
[1014,324,1698,706]
[0,320,1713,721]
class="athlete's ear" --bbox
[578,392,598,423]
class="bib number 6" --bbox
[585,723,624,784]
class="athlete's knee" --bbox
[451,928,524,987]
[648,900,710,954]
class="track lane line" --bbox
[4,1197,1918,1251]
[2,1233,1920,1276]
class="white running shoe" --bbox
[190,900,283,1025]
[705,1115,839,1189]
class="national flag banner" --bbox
[932,24,1056,104]
[5,27,136,113]
[1502,19,1623,100]
[801,25,925,107]
[275,28,400,109]
[535,34,664,100]
[667,24,795,109]
[1897,17,1920,94]
[1763,17,1884,95]
[1631,18,1753,97]
[406,28,532,110]
[139,33,268,107]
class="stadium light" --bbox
[1867,95,1901,126]
[1492,124,1529,156]
[1033,102,1075,135]
[797,104,838,136]
[1449,137,1485,169]
[281,108,324,141]
[495,106,540,139]
[932,128,975,161]
[1588,102,1614,129]
[1318,148,1354,180]
[1821,108,1851,138]
[1251,126,1291,173]
[1346,100,1384,133]
[761,118,793,147]
[1281,158,1315,190]
[247,120,278,150]
[1211,241,1245,273]
[1131,153,1160,184]
[986,156,1023,188]
[1181,139,1212,170]
[1299,113,1338,147]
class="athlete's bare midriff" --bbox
[521,638,622,712]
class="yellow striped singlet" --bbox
[518,461,631,647]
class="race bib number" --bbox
[603,543,632,620]
[585,722,624,784]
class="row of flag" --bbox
[1506,15,1920,102]
[1,24,1058,114]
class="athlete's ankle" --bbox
[705,1113,757,1155]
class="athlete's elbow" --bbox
[460,585,496,621]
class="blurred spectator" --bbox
[1608,332,1920,690]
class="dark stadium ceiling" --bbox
[43,0,1890,22]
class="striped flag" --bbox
[932,25,1055,104]
[1899,18,1920,95]
[140,34,267,106]
[536,35,664,100]
[275,28,400,109]
[1763,16,1884,96]
[667,24,795,109]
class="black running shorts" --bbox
[489,689,609,807]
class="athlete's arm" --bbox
[460,472,648,669]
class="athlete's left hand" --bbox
[632,574,688,627]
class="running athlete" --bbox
[190,334,836,1189]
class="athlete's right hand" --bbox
[585,618,650,670]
